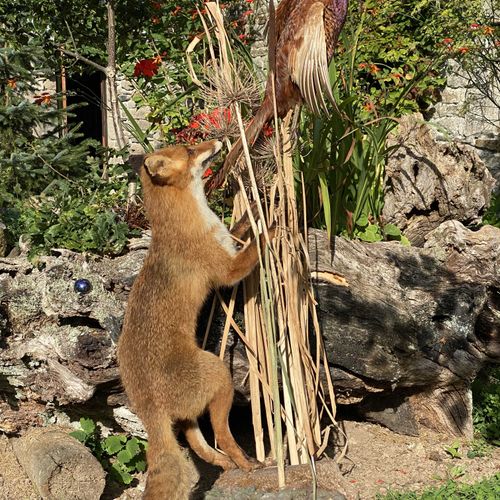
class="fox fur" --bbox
[118,140,272,499]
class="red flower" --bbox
[203,167,213,178]
[151,16,160,24]
[243,10,253,16]
[172,5,181,15]
[442,38,454,45]
[263,123,274,137]
[457,47,469,54]
[363,100,376,113]
[470,23,480,30]
[151,1,162,10]
[133,59,160,78]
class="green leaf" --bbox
[383,223,401,237]
[110,462,133,485]
[80,417,96,434]
[117,449,133,465]
[356,214,369,227]
[134,460,147,472]
[69,430,87,443]
[103,435,125,455]
[126,438,141,458]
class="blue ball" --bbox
[74,278,92,294]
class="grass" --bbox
[378,473,500,499]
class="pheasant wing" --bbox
[288,2,336,115]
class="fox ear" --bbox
[144,154,175,182]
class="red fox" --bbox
[118,140,273,499]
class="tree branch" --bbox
[60,48,107,74]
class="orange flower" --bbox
[7,79,16,89]
[369,64,380,74]
[243,9,253,16]
[363,100,375,113]
[457,47,469,54]
[153,54,163,64]
[483,26,494,35]
[442,37,454,45]
[358,62,367,69]
[172,5,181,15]
[34,93,51,105]
[151,16,160,24]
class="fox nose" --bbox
[214,140,223,153]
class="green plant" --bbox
[344,0,482,115]
[483,193,500,228]
[444,440,462,459]
[472,365,500,445]
[70,417,147,485]
[466,438,492,459]
[379,472,500,499]
[4,159,140,257]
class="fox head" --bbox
[142,140,222,188]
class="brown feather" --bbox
[206,0,348,194]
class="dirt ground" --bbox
[109,419,499,499]
[335,420,499,498]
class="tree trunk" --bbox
[105,0,126,156]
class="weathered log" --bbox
[11,427,106,499]
[382,114,495,246]
[0,222,498,438]
[308,221,499,437]
[0,435,38,499]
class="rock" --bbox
[12,427,106,499]
[207,459,356,500]
[383,114,495,246]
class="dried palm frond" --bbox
[200,60,262,110]
[190,2,343,490]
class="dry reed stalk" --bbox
[187,2,342,488]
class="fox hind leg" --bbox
[207,373,262,472]
[182,420,236,470]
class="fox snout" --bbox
[193,140,223,176]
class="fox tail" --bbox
[143,418,191,500]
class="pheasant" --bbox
[206,0,348,193]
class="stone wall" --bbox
[429,59,499,186]
[106,74,162,154]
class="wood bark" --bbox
[382,114,495,246]
[0,222,498,438]
[11,427,106,499]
